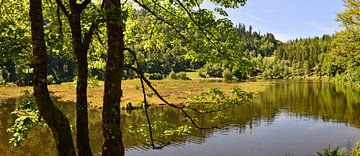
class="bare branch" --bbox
[54,0,70,18]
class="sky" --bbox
[202,0,345,42]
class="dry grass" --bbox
[0,79,273,108]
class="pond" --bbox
[0,80,360,156]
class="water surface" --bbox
[0,80,359,156]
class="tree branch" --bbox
[132,0,188,41]
[126,64,219,130]
[176,0,221,52]
[79,0,91,11]
[69,0,77,10]
[54,0,70,18]
[83,20,98,50]
[57,6,63,37]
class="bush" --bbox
[7,90,46,147]
[205,63,223,78]
[88,76,100,88]
[353,141,360,156]
[0,70,4,85]
[168,71,177,79]
[123,69,137,80]
[47,75,55,84]
[146,73,164,80]
[197,68,207,78]
[176,72,190,80]
[73,75,99,87]
[222,69,232,80]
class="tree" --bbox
[29,0,76,155]
[102,0,125,154]
[53,0,101,154]
[9,0,253,155]
[332,0,360,81]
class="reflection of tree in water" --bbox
[0,81,359,155]
[260,81,360,128]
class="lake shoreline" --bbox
[0,79,274,108]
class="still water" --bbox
[0,80,360,156]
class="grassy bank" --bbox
[0,79,272,108]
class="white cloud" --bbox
[274,33,292,42]
[245,13,266,22]
[305,21,335,33]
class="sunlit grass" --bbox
[0,79,273,107]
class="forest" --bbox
[0,0,359,156]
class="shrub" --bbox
[88,76,100,88]
[222,69,232,80]
[176,72,190,80]
[146,73,163,80]
[168,71,177,79]
[0,70,4,85]
[205,63,223,78]
[197,68,207,78]
[7,90,46,147]
[353,141,360,156]
[47,75,54,84]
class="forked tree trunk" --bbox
[54,0,94,154]
[69,11,92,156]
[30,0,76,155]
[102,0,125,155]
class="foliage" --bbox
[352,141,360,156]
[187,88,254,113]
[88,76,100,88]
[73,75,100,88]
[145,73,164,80]
[6,90,46,147]
[222,68,232,80]
[127,120,192,146]
[168,71,190,80]
[315,141,360,156]
[0,69,4,85]
[317,147,348,156]
[168,71,177,79]
[176,72,190,80]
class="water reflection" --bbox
[0,80,359,156]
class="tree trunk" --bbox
[69,11,92,156]
[102,0,125,155]
[30,0,76,155]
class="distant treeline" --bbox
[1,7,359,86]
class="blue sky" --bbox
[202,0,345,42]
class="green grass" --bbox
[0,78,272,108]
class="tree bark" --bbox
[30,0,76,155]
[53,1,94,154]
[70,12,92,156]
[102,0,125,155]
